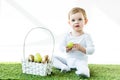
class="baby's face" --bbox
[68,12,86,32]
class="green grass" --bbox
[0,62,120,80]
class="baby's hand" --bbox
[73,44,86,53]
[66,46,72,52]
[66,42,74,52]
[73,44,81,50]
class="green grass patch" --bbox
[0,62,120,80]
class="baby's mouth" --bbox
[75,25,79,27]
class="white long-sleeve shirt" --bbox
[60,32,95,61]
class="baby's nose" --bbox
[75,20,79,23]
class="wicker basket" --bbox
[22,27,55,76]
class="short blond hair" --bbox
[68,7,87,20]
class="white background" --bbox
[0,0,120,64]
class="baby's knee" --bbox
[76,66,90,77]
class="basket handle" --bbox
[23,27,55,61]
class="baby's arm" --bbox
[85,34,95,55]
[66,34,95,55]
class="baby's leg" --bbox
[53,56,70,72]
[75,60,90,77]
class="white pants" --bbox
[53,56,90,77]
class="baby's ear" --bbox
[84,19,88,25]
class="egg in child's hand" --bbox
[67,42,74,48]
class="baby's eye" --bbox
[79,18,82,21]
[71,19,75,22]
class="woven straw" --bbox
[22,27,55,76]
[22,60,52,76]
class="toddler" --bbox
[53,7,95,78]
